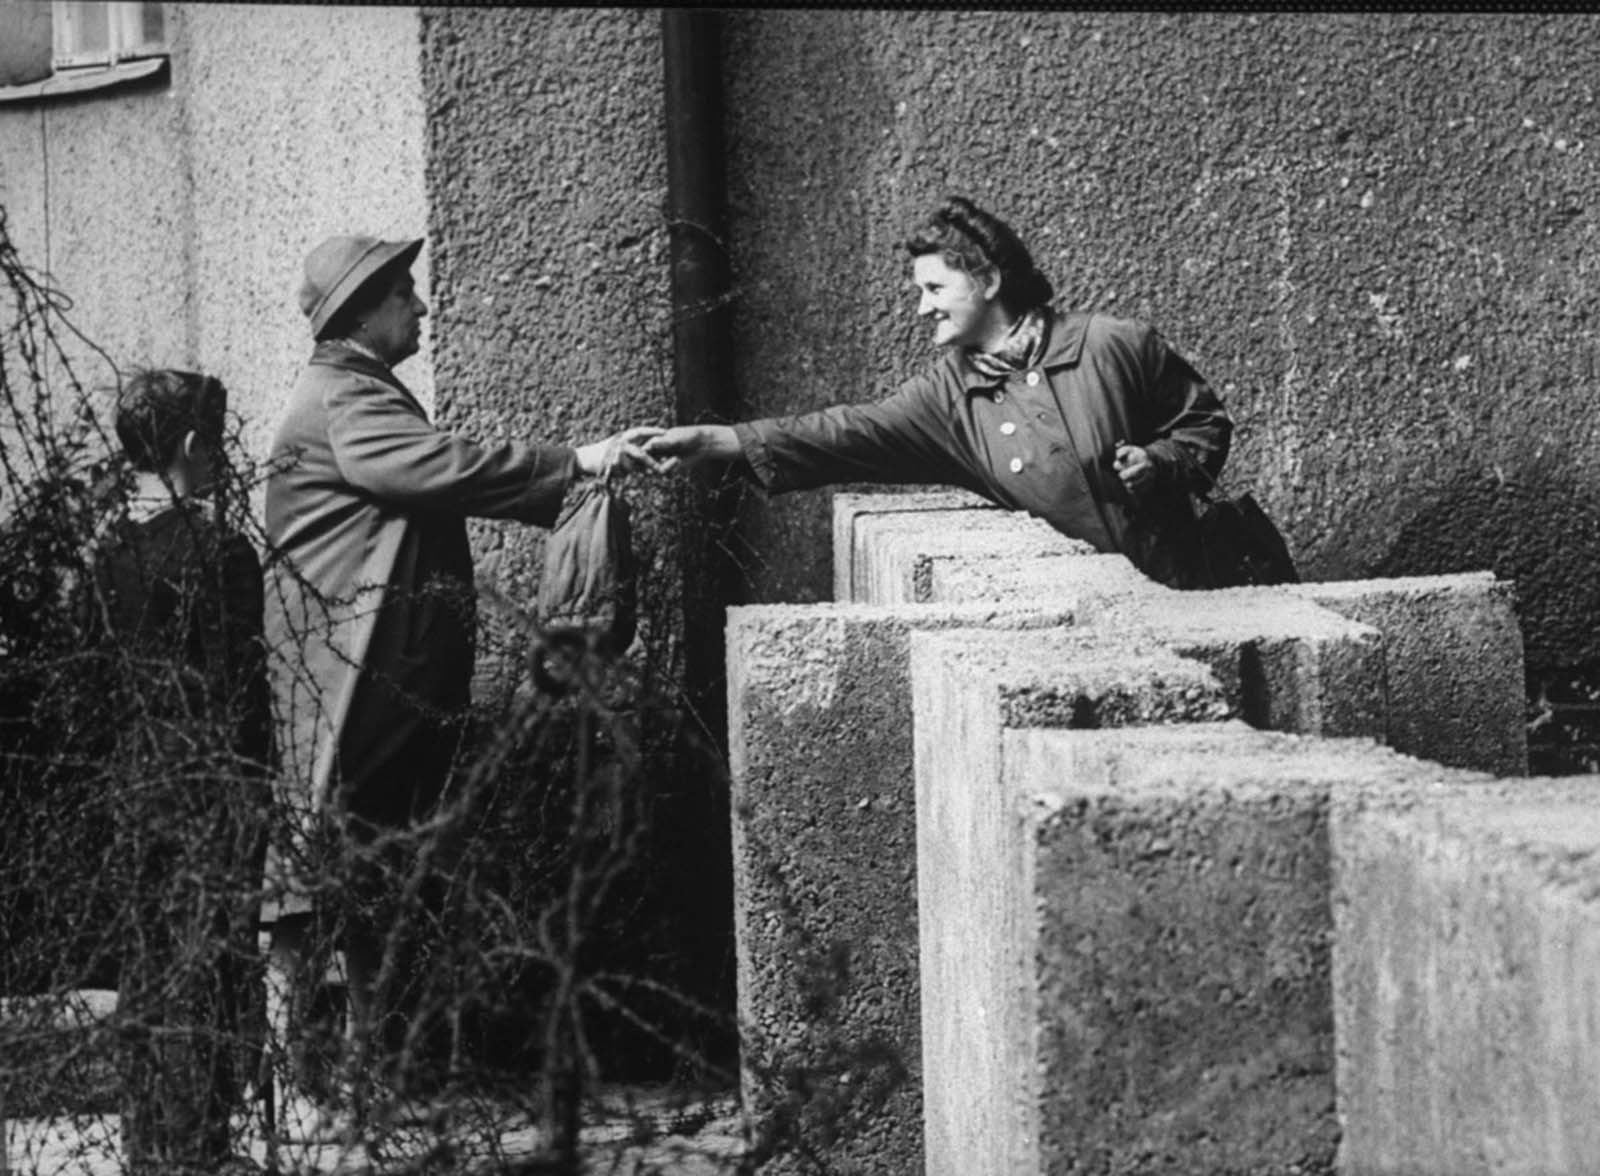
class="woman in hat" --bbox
[261,233,660,1130]
[647,195,1232,589]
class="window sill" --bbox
[0,55,165,105]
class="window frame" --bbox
[0,0,167,104]
[52,1,167,71]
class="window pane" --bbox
[0,2,54,86]
[61,2,109,55]
[139,2,162,46]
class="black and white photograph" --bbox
[0,6,1594,1174]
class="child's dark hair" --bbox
[114,369,227,472]
[904,196,1055,316]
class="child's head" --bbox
[114,369,227,477]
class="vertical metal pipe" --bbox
[661,7,739,1051]
[663,8,737,745]
[664,9,733,432]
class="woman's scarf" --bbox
[965,306,1047,380]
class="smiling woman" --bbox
[645,195,1234,590]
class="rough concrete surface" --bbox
[923,550,1149,608]
[418,8,679,644]
[989,726,1486,1176]
[831,493,1391,741]
[1095,586,1389,741]
[725,600,1074,1175]
[835,491,1534,769]
[848,508,1094,606]
[720,11,1600,692]
[1302,573,1528,777]
[910,639,1230,1176]
[0,5,434,473]
[1333,775,1600,1175]
[831,489,994,601]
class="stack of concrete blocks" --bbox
[918,683,1600,1174]
[727,598,1076,1171]
[835,491,1527,778]
[728,491,1529,1172]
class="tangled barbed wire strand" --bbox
[0,206,744,1176]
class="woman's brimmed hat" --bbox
[298,234,423,338]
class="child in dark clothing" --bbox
[90,369,271,1174]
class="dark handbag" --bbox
[1192,486,1299,589]
[536,478,637,654]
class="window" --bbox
[0,1,167,102]
[53,2,166,70]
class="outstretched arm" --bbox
[644,424,740,468]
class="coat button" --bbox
[1000,421,1016,435]
[1026,371,1041,386]
[1009,457,1024,473]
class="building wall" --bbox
[0,3,430,475]
[721,11,1600,691]
[6,11,1600,741]
[415,7,726,1044]
[180,3,432,463]
[417,6,681,681]
[0,54,192,407]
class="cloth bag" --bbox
[1192,486,1299,589]
[535,478,637,654]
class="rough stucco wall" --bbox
[0,69,188,404]
[0,5,430,482]
[181,3,431,473]
[416,8,720,1044]
[418,7,678,663]
[722,12,1600,681]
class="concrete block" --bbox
[1300,573,1527,777]
[830,492,1524,777]
[919,719,1483,1176]
[911,638,1233,1176]
[831,488,997,602]
[910,625,1376,1175]
[727,599,1076,1175]
[1332,775,1600,1174]
[1081,587,1388,740]
[736,589,1379,1173]
[848,507,1091,608]
[922,550,1150,607]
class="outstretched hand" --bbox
[575,426,672,481]
[643,424,741,468]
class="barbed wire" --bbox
[0,205,753,1176]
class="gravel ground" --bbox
[5,1086,746,1175]
[3,992,746,1174]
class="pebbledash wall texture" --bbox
[5,9,1600,827]
[0,4,434,464]
[716,12,1600,768]
[417,7,684,684]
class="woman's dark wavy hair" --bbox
[904,196,1055,316]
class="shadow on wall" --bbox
[1374,461,1600,776]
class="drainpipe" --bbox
[663,8,737,743]
[661,7,740,1037]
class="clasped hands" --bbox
[574,424,740,481]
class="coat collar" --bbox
[309,340,424,411]
[955,307,1092,393]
